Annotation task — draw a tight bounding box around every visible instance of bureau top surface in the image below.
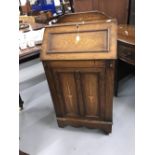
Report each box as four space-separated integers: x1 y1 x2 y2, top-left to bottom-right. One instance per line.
41 11 117 61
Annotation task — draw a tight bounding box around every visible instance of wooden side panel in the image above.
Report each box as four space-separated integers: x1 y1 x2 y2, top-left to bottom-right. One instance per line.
104 61 115 122
73 0 99 12
43 62 63 117
59 73 79 116
81 73 99 117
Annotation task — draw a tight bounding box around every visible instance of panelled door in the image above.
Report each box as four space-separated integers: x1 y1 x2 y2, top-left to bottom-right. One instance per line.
48 66 106 121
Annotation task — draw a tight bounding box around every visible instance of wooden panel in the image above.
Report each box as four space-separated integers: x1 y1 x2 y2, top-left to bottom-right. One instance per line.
118 41 135 65
98 0 129 24
57 11 110 23
73 0 100 12
92 0 99 10
118 25 135 45
49 64 106 120
44 62 64 116
104 61 115 122
59 73 79 116
117 25 135 65
73 0 129 24
74 0 94 12
48 30 109 53
100 0 129 24
42 60 114 134
81 73 99 117
41 14 117 60
128 0 135 25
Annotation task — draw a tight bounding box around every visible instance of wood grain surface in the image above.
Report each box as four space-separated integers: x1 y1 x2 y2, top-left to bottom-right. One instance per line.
41 11 116 134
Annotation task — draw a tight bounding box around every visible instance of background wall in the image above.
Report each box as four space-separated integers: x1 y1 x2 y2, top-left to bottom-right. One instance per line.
128 0 135 25
73 0 130 24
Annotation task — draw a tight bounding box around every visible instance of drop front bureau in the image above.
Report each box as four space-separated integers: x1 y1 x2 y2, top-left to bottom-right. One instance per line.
41 11 117 134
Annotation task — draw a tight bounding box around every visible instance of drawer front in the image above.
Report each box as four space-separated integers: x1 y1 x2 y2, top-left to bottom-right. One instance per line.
118 42 135 65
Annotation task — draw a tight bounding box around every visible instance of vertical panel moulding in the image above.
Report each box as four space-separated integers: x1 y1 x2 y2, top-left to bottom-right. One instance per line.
98 0 104 12
92 0 98 10
107 28 110 52
75 71 85 117
105 60 114 122
81 72 99 118
73 72 81 116
79 72 87 117
53 71 66 116
47 33 51 53
99 68 106 120
59 72 79 116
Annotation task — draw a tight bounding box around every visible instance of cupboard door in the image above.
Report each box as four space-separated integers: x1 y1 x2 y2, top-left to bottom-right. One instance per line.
53 70 80 117
80 70 105 120
81 73 99 117
51 67 106 120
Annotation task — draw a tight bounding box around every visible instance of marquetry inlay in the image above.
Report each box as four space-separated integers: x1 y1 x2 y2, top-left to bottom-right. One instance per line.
88 82 94 105
67 82 73 106
88 95 94 105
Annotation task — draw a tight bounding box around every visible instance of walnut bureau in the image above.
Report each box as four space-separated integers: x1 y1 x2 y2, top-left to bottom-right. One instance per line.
41 11 117 134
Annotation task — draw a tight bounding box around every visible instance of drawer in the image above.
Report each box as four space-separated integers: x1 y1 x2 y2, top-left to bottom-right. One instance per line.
118 42 135 65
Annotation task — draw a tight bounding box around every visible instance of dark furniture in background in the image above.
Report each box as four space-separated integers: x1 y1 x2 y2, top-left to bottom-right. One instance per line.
19 46 42 109
72 0 130 24
117 25 135 65
115 25 135 96
19 16 46 64
71 0 135 97
128 0 135 25
41 11 117 134
19 46 41 64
